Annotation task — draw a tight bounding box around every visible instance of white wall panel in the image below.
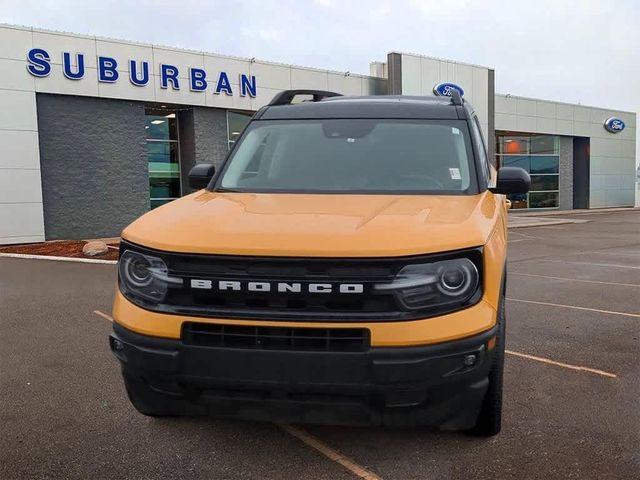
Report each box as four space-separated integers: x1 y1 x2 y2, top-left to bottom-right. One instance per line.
516 98 536 117
535 117 557 134
328 73 362 95
0 89 38 131
556 103 573 120
0 58 36 91
419 58 441 95
536 101 556 118
249 62 291 90
0 203 44 239
0 25 32 60
290 68 329 90
495 95 517 115
400 54 421 95
0 169 42 203
0 130 40 169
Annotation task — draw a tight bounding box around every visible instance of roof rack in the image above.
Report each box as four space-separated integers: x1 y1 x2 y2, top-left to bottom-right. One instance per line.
449 89 463 106
268 89 342 106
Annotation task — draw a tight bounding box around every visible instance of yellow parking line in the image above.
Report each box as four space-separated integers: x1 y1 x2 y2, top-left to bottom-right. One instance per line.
507 298 640 318
510 272 640 288
279 425 382 480
506 350 617 378
93 310 113 322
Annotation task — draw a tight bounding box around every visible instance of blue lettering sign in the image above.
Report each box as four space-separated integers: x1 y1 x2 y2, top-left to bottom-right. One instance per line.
215 71 233 95
189 68 207 92
129 60 149 87
160 64 180 90
240 74 257 97
433 82 465 97
26 48 51 77
25 49 258 98
98 56 119 83
62 52 85 80
604 117 625 134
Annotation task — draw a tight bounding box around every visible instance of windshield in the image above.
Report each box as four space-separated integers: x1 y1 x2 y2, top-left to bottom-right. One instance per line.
217 119 477 194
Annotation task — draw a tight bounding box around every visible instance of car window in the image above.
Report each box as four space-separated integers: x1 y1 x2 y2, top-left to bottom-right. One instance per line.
218 119 477 194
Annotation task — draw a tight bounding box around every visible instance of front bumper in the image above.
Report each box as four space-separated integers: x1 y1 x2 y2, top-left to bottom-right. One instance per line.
110 322 497 428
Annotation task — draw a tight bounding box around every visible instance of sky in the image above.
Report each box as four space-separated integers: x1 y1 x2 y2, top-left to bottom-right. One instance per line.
1 0 638 160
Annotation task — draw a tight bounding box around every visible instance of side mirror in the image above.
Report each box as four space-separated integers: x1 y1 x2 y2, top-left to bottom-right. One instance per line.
489 167 530 195
188 163 216 190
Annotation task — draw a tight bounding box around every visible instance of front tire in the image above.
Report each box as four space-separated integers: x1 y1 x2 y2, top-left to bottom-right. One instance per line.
470 289 505 437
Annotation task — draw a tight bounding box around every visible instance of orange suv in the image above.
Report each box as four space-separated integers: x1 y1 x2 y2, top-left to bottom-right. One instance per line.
110 89 530 435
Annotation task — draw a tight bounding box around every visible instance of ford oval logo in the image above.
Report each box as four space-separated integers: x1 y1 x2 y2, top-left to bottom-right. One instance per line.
604 117 625 133
433 82 464 97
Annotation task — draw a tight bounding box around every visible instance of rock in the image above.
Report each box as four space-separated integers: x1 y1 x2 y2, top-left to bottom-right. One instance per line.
82 240 109 256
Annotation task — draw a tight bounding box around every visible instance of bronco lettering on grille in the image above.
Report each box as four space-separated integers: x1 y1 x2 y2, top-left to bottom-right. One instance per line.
190 279 364 294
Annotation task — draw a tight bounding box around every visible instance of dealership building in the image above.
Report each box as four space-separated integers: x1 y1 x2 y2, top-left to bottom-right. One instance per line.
0 24 637 245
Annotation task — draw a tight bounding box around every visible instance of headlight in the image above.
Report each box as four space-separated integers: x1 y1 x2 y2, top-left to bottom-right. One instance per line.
119 250 182 303
374 258 479 310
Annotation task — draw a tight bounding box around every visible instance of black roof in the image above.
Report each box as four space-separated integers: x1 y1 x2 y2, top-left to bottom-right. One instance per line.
258 95 467 120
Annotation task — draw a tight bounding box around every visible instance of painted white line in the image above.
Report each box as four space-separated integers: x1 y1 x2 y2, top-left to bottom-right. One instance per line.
507 298 640 318
0 252 117 265
510 272 640 288
280 425 382 480
506 350 617 378
585 251 640 258
509 231 542 240
538 259 640 270
93 310 114 322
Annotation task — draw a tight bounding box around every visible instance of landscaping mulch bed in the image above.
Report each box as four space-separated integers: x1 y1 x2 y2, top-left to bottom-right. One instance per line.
0 240 120 260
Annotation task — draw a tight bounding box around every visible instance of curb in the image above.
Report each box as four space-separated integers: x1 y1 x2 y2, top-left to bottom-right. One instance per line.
0 252 117 265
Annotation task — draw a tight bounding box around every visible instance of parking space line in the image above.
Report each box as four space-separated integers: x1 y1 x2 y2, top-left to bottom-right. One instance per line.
538 259 640 270
93 310 113 322
506 350 617 378
510 272 640 288
507 298 640 318
279 424 382 480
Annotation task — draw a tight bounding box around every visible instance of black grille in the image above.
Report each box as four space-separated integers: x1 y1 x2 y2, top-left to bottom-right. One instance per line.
121 241 483 321
182 322 370 352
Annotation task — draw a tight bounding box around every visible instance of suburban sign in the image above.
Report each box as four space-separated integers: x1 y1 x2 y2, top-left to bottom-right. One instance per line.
25 48 258 97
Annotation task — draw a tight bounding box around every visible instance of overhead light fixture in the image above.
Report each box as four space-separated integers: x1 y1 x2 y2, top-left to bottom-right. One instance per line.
160 105 167 108
151 120 165 125
165 113 175 118
231 131 240 135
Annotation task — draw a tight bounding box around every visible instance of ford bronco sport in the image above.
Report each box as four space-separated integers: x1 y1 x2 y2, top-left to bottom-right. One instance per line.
110 89 530 436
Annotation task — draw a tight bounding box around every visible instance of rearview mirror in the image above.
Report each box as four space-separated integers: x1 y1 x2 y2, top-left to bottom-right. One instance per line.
489 167 530 195
188 163 216 190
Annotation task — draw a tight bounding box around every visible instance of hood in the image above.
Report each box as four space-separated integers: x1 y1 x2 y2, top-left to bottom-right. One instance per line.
122 191 500 257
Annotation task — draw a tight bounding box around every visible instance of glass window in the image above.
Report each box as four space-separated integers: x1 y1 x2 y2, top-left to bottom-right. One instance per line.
496 132 560 209
530 135 559 154
227 111 253 149
529 192 559 208
498 136 529 155
502 155 529 170
530 155 559 174
218 119 476 194
530 174 559 191
145 114 178 141
145 109 180 209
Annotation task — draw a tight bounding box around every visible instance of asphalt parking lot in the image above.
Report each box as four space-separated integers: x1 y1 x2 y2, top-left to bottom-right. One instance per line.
1 210 638 480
